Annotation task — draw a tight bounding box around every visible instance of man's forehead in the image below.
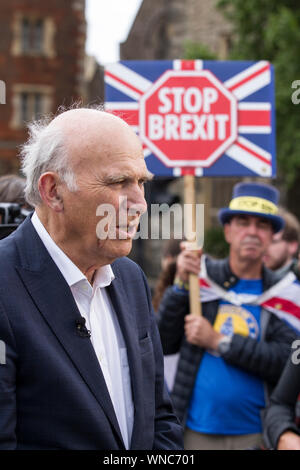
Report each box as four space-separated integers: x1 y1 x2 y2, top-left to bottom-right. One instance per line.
231 214 272 225
52 109 144 160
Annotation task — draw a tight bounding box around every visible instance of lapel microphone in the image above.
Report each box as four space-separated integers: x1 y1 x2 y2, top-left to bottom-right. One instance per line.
75 317 91 338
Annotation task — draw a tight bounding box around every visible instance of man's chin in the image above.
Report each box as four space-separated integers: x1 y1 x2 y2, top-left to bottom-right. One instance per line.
110 239 133 258
240 249 262 261
119 238 133 253
96 238 133 262
263 260 274 269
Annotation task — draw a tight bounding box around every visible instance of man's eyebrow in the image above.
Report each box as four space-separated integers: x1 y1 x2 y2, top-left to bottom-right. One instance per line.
105 170 154 184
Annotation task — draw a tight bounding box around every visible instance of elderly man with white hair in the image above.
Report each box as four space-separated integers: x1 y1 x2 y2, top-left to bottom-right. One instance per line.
0 107 183 450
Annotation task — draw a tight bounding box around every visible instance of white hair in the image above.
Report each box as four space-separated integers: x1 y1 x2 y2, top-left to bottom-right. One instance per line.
20 118 78 207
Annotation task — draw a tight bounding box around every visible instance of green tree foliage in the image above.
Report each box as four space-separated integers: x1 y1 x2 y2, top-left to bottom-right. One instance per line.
218 0 300 187
184 40 217 60
204 226 229 259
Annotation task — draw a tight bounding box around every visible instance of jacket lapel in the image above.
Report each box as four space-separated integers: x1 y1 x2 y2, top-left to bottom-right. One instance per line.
107 267 144 449
14 218 125 448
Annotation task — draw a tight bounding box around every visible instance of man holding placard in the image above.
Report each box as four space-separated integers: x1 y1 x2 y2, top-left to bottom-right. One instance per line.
158 182 298 450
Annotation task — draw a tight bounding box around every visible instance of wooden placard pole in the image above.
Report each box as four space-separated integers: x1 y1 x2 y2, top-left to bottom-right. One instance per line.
184 174 202 316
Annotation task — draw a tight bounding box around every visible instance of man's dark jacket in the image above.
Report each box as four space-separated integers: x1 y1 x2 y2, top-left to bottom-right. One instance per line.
0 216 183 450
157 256 297 424
263 351 300 448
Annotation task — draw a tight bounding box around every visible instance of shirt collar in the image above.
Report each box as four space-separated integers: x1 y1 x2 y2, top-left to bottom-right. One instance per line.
31 211 115 288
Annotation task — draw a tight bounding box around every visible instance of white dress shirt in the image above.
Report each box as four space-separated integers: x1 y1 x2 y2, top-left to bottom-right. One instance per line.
31 212 134 449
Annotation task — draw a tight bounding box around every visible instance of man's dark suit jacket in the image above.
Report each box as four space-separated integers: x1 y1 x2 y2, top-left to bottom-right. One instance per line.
0 217 183 450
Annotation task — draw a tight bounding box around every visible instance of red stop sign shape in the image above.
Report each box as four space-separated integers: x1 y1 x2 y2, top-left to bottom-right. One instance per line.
139 70 237 167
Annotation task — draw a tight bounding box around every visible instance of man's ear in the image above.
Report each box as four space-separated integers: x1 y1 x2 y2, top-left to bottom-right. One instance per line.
38 172 64 212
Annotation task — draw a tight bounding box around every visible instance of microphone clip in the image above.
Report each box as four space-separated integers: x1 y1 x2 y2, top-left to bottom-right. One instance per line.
75 318 91 338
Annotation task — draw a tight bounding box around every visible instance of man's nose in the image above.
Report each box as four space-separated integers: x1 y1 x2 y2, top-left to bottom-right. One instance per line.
128 186 148 216
247 222 259 235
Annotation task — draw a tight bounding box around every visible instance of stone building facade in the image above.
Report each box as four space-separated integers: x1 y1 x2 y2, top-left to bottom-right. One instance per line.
121 0 232 61
0 0 87 174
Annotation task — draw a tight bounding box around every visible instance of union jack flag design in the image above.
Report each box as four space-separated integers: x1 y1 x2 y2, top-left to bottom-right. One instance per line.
199 259 300 334
104 60 275 178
